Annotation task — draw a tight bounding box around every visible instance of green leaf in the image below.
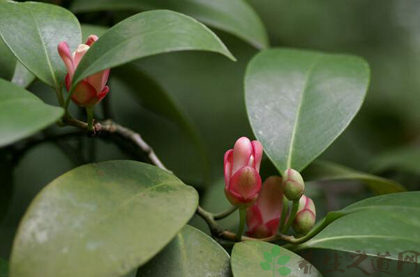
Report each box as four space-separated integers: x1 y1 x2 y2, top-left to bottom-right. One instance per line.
302 160 406 195
259 262 271 271
136 225 231 277
370 146 420 175
0 258 8 277
10 161 198 277
245 48 370 173
0 78 63 147
277 267 292 276
72 10 235 86
71 0 269 49
231 241 322 277
0 36 15 80
295 192 420 262
276 256 291 266
0 1 81 88
271 245 281 257
11 62 35 88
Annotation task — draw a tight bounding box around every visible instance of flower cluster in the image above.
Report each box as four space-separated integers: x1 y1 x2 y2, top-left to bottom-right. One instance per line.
224 137 316 238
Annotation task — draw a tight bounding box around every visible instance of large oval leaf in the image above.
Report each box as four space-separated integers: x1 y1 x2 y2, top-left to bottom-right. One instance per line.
0 36 15 80
302 160 406 195
71 0 268 49
10 161 198 277
72 10 235 86
0 2 81 88
137 225 231 276
295 192 420 262
0 78 63 147
245 48 370 173
231 241 321 277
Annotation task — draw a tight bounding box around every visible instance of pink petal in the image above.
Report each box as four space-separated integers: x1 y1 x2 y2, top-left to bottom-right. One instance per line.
224 188 244 206
85 35 98 46
229 166 261 202
57 42 74 79
224 150 233 189
264 218 280 236
257 176 283 223
251 140 263 171
73 44 90 68
97 86 109 102
232 137 252 174
87 69 110 92
65 73 71 92
71 80 98 107
246 205 263 231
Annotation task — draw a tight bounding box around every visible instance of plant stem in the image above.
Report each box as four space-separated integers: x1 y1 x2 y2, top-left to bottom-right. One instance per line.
236 208 246 241
282 199 300 234
55 87 64 107
86 108 94 131
213 206 238 220
278 196 289 234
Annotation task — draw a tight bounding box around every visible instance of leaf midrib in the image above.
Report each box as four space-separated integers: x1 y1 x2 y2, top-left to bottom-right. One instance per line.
28 5 59 89
286 54 323 169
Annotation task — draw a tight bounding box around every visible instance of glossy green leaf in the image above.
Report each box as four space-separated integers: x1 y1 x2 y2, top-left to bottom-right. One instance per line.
10 161 198 277
71 0 268 49
370 146 420 175
137 225 231 277
11 63 35 88
0 2 81 88
302 160 406 195
0 78 63 147
245 48 370 173
231 241 321 277
0 37 15 80
0 258 8 277
295 192 420 262
72 10 235 86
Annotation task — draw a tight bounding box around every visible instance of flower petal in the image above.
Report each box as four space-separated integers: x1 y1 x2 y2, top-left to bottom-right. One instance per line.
257 176 283 223
232 137 252 174
229 166 261 201
251 140 263 171
87 69 110 92
71 80 98 107
73 44 90 68
85 34 98 46
57 41 74 79
224 150 233 188
246 205 263 231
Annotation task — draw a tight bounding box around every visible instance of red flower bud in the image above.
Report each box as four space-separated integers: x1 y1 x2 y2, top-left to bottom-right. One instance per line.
224 137 263 207
57 35 110 108
246 176 284 238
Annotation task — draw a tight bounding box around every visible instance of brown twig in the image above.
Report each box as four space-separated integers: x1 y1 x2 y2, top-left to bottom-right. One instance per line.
62 117 302 244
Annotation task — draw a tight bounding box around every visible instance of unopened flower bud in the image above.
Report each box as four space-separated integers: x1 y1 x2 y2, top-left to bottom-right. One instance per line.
282 168 305 200
293 195 316 235
58 35 110 108
224 137 263 207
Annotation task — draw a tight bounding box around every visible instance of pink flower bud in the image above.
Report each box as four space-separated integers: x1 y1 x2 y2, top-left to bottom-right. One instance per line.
246 176 284 238
57 35 110 108
293 195 316 235
224 137 263 207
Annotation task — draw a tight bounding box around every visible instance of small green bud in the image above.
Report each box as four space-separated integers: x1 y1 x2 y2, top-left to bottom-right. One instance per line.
293 195 316 235
282 168 305 200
